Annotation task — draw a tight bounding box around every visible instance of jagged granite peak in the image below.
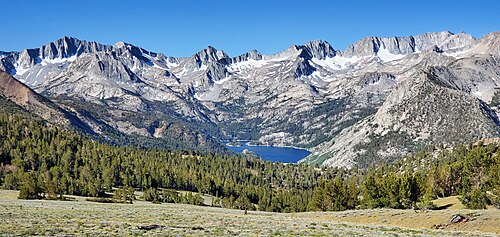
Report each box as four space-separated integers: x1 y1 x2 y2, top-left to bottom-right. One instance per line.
264 44 303 61
110 41 161 71
114 41 128 48
341 35 414 57
263 40 336 61
42 51 144 94
474 32 500 55
39 36 111 60
413 31 476 51
340 31 476 58
303 40 336 60
17 48 41 69
192 46 229 67
0 36 113 77
113 41 157 59
285 41 336 77
259 42 328 62
231 50 263 63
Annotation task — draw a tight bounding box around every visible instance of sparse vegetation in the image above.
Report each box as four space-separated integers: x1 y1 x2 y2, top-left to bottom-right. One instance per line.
1 190 498 236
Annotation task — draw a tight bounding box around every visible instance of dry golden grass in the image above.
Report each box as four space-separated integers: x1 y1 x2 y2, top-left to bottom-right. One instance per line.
0 190 498 236
312 208 500 235
308 195 499 235
432 195 466 210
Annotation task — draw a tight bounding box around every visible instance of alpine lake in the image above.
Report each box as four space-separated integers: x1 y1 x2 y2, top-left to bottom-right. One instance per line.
225 142 311 163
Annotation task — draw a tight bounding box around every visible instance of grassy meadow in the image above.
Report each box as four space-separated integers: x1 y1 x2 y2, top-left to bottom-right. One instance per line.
0 190 499 236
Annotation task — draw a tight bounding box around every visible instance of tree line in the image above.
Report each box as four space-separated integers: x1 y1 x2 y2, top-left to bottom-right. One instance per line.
0 114 499 212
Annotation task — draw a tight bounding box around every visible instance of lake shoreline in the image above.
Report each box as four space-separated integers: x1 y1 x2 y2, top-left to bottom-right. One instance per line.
224 142 311 163
224 141 310 152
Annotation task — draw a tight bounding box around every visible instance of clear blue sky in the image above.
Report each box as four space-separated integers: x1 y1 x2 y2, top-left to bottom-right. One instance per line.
2 0 499 57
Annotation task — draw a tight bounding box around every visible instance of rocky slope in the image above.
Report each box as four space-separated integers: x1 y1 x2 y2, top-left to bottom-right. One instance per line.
0 70 94 131
305 68 500 167
1 31 499 167
0 68 226 154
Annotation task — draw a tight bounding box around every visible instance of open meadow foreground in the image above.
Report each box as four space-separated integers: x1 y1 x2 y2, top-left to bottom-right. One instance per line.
0 190 498 237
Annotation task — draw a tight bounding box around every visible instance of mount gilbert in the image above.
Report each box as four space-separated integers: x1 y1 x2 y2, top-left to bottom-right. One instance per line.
1 31 499 167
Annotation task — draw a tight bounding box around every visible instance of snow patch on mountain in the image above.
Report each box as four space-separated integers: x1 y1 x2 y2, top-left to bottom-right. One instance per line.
214 75 232 85
300 71 329 86
166 61 179 68
194 64 208 71
152 64 168 70
443 48 473 58
227 59 267 73
311 56 363 70
376 48 405 62
194 85 224 101
40 55 78 66
14 64 30 76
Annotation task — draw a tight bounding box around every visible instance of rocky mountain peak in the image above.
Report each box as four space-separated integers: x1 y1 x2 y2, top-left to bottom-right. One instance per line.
231 50 263 63
475 31 500 55
114 41 128 48
303 40 336 60
192 46 229 67
481 31 500 40
17 49 40 68
267 45 303 60
339 31 477 58
340 35 416 57
413 31 476 52
39 36 110 60
261 40 335 62
373 68 500 138
112 41 158 64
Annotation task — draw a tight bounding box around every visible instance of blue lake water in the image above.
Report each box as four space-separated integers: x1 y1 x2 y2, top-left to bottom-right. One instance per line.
226 144 311 163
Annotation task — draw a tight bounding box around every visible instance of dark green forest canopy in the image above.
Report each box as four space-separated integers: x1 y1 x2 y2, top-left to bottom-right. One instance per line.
1 114 499 212
0 114 333 212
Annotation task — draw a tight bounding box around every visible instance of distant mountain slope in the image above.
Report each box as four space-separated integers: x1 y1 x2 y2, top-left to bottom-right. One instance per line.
0 70 94 131
0 70 228 154
304 68 500 167
1 31 499 167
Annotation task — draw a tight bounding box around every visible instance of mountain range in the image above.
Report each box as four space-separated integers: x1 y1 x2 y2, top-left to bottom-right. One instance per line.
1 31 499 167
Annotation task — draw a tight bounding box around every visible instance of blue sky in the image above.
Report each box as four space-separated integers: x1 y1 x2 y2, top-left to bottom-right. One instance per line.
2 0 499 57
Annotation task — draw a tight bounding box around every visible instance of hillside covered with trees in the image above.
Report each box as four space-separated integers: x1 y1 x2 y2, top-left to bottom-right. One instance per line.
0 114 499 212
